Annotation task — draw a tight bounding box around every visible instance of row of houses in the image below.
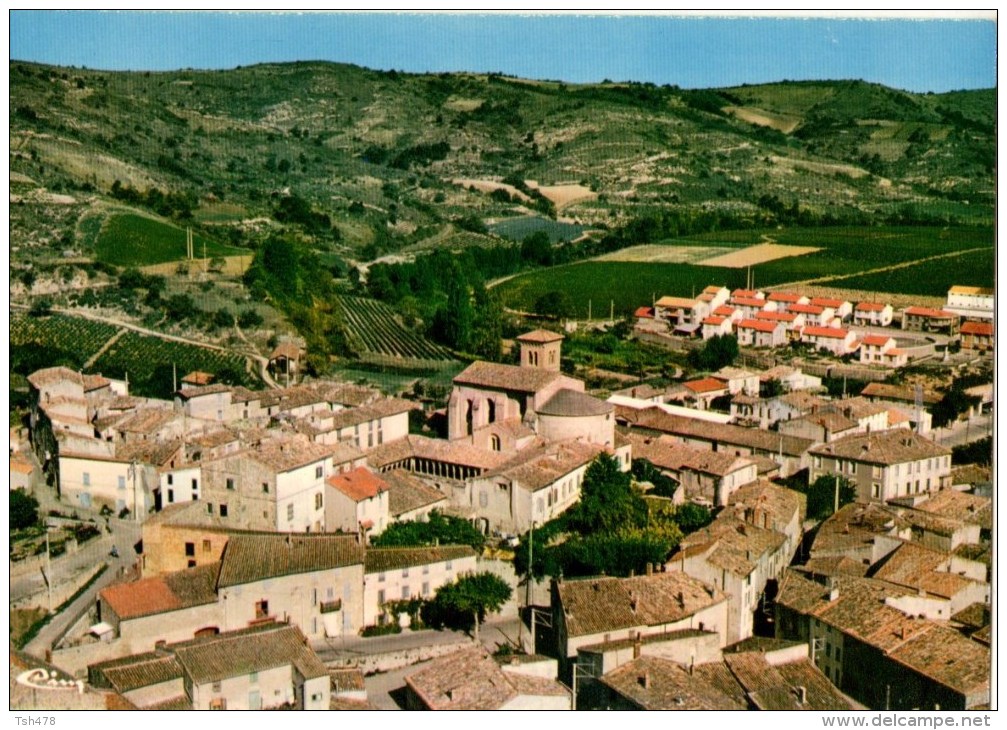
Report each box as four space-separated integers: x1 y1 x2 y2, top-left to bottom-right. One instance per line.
638 285 994 359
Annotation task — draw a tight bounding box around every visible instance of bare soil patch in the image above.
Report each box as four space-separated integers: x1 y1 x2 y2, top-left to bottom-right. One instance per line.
453 179 532 202
140 254 253 277
526 182 598 209
770 155 871 180
724 106 802 134
697 242 821 269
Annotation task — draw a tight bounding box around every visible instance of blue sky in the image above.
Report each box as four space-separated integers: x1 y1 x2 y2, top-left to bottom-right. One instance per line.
9 12 996 93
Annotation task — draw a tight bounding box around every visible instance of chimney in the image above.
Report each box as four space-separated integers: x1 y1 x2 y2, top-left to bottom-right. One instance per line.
633 633 642 659
638 672 651 689
900 626 907 641
646 562 653 576
796 686 807 705
829 587 840 602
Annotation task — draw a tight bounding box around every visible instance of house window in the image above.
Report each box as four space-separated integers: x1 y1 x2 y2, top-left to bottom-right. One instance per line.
401 585 410 599
315 466 323 479
167 489 174 503
422 564 430 575
220 504 228 517
226 478 235 490
185 542 195 557
422 582 430 597
203 539 212 553
255 600 269 618
82 472 91 487
813 456 822 468
207 503 214 515
187 559 196 569
262 482 269 494
849 463 857 475
872 484 881 499
249 671 258 684
192 493 198 501
315 492 323 510
446 560 453 570
192 478 198 490
479 492 488 508
378 572 386 582
287 504 294 521
402 568 409 578
212 682 222 693
377 589 385 605
872 465 882 479
118 476 126 490
167 474 174 486
490 434 501 452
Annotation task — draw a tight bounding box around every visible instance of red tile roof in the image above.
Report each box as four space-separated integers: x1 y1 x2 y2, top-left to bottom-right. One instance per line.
904 306 956 319
731 297 766 308
961 321 993 336
860 335 893 347
702 316 726 326
810 297 845 308
327 467 388 502
803 326 849 339
731 289 761 298
789 303 826 315
516 329 565 343
755 311 797 323
713 305 736 316
737 318 780 333
855 302 888 311
634 306 655 319
684 377 728 394
767 292 804 302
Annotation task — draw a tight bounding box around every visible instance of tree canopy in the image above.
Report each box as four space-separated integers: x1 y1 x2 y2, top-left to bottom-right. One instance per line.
10 489 39 531
370 510 485 551
688 334 739 371
420 571 512 641
803 474 857 520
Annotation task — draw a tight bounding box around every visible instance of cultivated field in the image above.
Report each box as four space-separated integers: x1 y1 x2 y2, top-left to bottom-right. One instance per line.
488 216 588 243
594 244 729 264
495 225 994 317
723 106 802 134
335 296 457 368
452 179 532 202
11 314 118 368
94 213 245 267
696 242 821 268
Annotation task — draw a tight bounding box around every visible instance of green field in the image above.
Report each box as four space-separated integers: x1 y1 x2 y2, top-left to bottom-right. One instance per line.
496 225 994 317
94 213 244 266
826 248 995 296
335 296 457 367
10 313 255 398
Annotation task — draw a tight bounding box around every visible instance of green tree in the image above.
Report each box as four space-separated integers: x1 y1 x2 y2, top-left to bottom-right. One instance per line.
805 474 857 520
688 334 738 371
469 285 503 361
520 231 553 266
567 453 646 535
430 262 473 351
534 290 574 320
10 489 39 531
421 572 512 642
371 511 485 551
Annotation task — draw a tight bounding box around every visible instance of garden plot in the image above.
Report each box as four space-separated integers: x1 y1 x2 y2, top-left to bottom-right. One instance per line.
696 242 821 269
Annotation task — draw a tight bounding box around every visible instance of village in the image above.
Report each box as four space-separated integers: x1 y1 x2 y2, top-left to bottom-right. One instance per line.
10 280 993 712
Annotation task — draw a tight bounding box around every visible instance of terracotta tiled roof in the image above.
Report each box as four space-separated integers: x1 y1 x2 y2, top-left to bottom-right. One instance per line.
870 541 975 599
383 469 448 517
453 361 564 393
915 489 991 530
731 296 767 308
405 647 569 710
537 388 612 417
556 572 726 638
99 563 219 620
810 297 845 308
731 289 762 299
802 326 848 339
702 315 726 326
181 371 214 386
713 305 736 316
364 545 475 574
675 516 785 577
634 306 655 319
861 334 894 347
724 652 855 710
600 655 746 710
855 302 888 312
485 440 603 492
755 310 797 322
859 382 941 405
327 467 388 502
790 303 827 315
269 341 303 360
82 373 111 392
217 534 363 588
767 291 804 303
246 438 333 473
367 434 513 472
960 321 993 336
737 318 779 333
655 295 699 309
808 430 950 465
516 329 564 343
90 654 183 693
9 457 34 475
683 377 727 394
170 623 327 684
27 366 83 389
175 384 232 400
626 432 753 477
904 306 956 319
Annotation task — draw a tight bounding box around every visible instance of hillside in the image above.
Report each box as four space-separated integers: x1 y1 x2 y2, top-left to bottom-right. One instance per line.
8 61 995 385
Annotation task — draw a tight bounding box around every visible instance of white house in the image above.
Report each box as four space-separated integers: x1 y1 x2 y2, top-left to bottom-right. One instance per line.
810 297 853 321
736 319 786 348
853 301 894 327
858 334 908 368
325 467 390 538
362 545 477 626
701 315 733 340
800 326 857 356
946 286 994 320
766 291 809 311
790 303 837 328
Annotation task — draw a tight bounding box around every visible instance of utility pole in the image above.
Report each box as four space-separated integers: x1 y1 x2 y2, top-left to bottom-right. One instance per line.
526 520 534 652
44 526 53 613
834 474 840 515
